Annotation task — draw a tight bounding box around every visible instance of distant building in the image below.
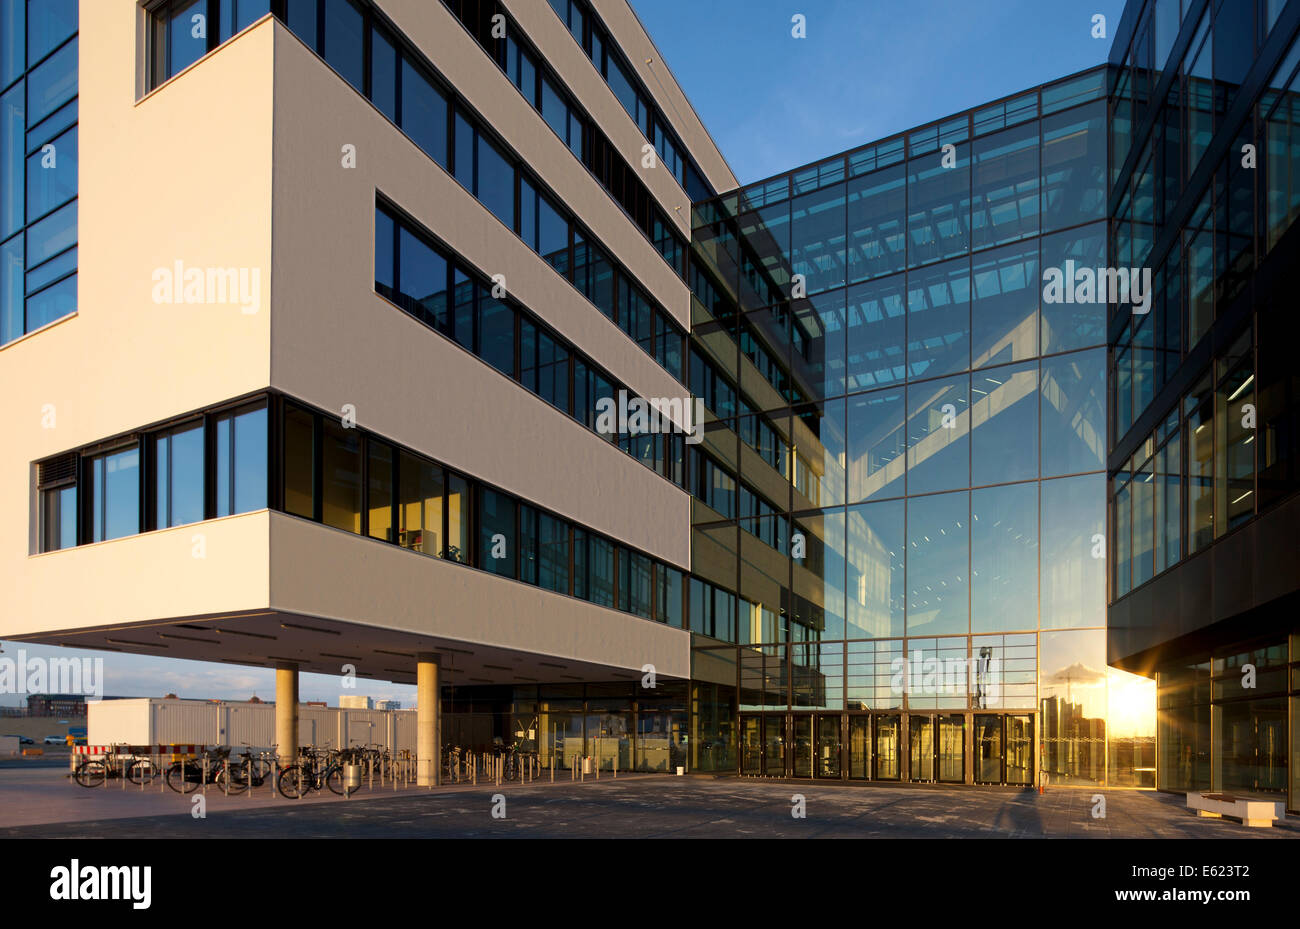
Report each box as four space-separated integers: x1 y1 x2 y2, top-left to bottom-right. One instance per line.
340 695 373 710
26 694 86 717
376 700 401 711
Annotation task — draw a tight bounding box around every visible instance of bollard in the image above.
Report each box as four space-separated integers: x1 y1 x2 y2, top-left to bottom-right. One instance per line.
614 751 618 779
551 753 554 783
271 757 278 799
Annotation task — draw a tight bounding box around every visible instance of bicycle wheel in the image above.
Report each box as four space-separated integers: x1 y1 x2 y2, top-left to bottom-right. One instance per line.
73 759 107 788
325 766 345 796
217 764 249 794
166 762 199 794
277 765 306 799
126 759 157 785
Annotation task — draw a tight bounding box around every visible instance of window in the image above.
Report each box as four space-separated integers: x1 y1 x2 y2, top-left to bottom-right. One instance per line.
367 440 393 542
1 0 24 88
575 529 615 607
214 403 267 515
27 37 75 126
283 405 315 519
151 1 206 86
322 0 364 93
971 482 1037 632
847 387 905 501
87 446 140 543
906 374 969 494
401 59 448 167
619 548 652 618
906 491 969 636
478 292 514 377
154 421 205 528
321 419 361 533
25 126 75 222
971 360 1038 486
40 484 76 552
397 223 447 329
478 488 516 578
475 131 514 230
445 472 470 562
398 451 442 556
907 257 971 379
370 26 397 122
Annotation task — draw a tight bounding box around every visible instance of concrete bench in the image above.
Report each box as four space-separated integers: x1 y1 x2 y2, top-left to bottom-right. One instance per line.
1186 791 1284 827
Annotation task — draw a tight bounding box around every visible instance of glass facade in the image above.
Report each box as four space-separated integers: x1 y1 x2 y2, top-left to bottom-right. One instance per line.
0 0 77 346
1108 0 1300 812
686 65 1156 786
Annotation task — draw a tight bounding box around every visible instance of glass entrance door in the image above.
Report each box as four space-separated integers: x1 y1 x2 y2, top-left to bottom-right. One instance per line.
909 715 934 782
975 714 1003 784
791 715 812 777
938 714 965 783
816 715 842 779
763 714 786 777
874 715 900 780
741 716 762 776
848 716 870 780
1006 715 1033 785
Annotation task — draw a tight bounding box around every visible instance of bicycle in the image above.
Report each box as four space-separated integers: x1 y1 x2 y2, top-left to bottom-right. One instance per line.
278 746 359 798
212 744 273 794
165 747 231 794
72 751 157 788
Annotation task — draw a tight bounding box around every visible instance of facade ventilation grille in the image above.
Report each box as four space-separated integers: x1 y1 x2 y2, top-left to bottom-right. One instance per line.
38 453 77 488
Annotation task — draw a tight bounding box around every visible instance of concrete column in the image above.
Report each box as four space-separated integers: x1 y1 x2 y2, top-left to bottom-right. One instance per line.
275 662 299 765
417 653 441 786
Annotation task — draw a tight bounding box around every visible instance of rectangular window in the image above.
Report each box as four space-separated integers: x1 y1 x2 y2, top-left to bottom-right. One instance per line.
321 419 361 533
88 446 140 543
1 83 23 241
370 26 397 122
575 529 615 607
283 405 315 519
25 125 75 222
1 0 24 88
154 421 205 528
153 3 204 85
619 548 652 618
397 224 447 329
478 292 515 377
40 484 76 552
478 487 516 578
446 472 470 563
476 132 515 229
367 440 393 542
322 0 364 93
398 451 442 556
401 60 447 167
214 403 267 516
655 563 683 626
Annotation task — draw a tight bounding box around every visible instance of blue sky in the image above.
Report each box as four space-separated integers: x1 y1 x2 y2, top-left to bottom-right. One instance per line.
3 1 1127 711
630 0 1125 186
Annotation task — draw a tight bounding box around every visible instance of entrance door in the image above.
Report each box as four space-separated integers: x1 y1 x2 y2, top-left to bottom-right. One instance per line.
815 714 842 779
791 715 813 778
938 714 965 783
975 715 1003 784
909 715 934 782
1005 715 1033 785
874 715 900 780
847 716 870 780
763 714 786 777
741 716 762 776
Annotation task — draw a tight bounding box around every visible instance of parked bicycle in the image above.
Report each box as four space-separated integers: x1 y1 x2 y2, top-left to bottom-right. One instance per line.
277 746 361 798
72 751 156 788
165 747 233 794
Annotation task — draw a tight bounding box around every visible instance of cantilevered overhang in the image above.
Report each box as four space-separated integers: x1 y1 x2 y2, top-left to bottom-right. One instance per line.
7 510 691 683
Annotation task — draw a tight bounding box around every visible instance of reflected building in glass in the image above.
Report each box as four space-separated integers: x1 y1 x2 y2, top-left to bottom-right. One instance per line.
684 64 1161 788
